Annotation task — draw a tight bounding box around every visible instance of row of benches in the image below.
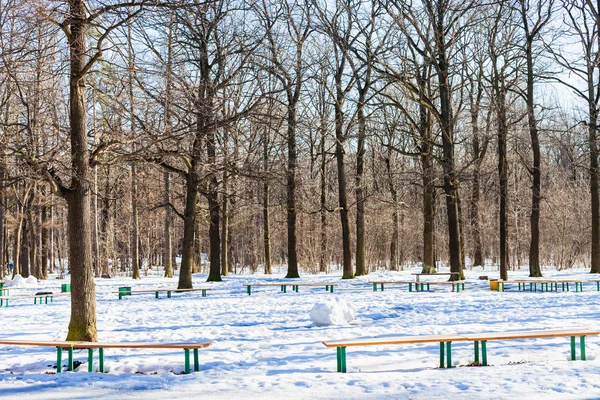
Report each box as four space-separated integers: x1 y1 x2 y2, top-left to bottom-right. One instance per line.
1 328 595 375
492 279 600 292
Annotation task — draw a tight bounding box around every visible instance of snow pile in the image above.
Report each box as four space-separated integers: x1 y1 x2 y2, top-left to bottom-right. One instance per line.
309 298 356 326
4 274 37 288
26 276 38 286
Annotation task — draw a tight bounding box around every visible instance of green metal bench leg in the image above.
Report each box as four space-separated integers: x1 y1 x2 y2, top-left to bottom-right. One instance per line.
597 282 600 291
330 285 334 293
68 347 74 371
45 296 48 304
56 347 62 373
202 289 207 297
99 348 105 373
119 293 123 300
581 336 586 361
282 285 287 293
194 348 200 372
247 286 251 295
567 282 570 291
155 291 159 299
168 291 172 298
336 346 347 373
426 283 430 291
571 336 576 360
439 342 444 368
474 341 479 363
372 283 377 292
482 341 487 366
381 283 384 291
295 285 299 292
184 349 191 374
88 348 94 372
446 342 452 368
409 283 412 292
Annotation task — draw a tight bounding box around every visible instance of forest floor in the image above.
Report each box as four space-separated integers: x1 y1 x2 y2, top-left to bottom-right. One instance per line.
0 266 599 399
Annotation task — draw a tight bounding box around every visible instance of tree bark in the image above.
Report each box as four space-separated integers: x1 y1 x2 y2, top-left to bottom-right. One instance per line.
355 96 367 276
64 0 97 341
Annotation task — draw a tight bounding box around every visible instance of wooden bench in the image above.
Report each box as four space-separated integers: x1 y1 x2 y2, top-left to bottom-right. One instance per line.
0 339 212 374
322 328 598 373
411 272 460 282
243 283 338 295
463 329 598 365
371 281 465 292
0 293 70 307
513 279 583 292
323 334 468 372
114 287 211 300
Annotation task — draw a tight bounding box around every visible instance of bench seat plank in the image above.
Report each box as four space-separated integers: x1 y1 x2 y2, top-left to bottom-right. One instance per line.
464 329 599 341
323 334 467 348
76 342 211 349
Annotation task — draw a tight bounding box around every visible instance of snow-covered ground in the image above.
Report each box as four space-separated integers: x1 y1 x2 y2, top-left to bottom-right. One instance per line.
1 267 600 399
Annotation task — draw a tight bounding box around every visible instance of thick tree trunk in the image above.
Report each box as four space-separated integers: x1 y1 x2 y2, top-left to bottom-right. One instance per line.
335 102 353 279
206 124 222 282
419 66 436 274
436 31 464 279
65 1 97 339
20 218 29 278
355 99 367 276
163 172 173 278
221 170 229 277
386 146 399 271
589 97 600 273
525 38 543 277
263 134 272 274
130 163 140 279
285 102 300 278
470 133 484 267
178 172 197 289
319 111 327 273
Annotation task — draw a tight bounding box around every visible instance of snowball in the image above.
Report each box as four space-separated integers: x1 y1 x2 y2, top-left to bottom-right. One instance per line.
309 298 356 327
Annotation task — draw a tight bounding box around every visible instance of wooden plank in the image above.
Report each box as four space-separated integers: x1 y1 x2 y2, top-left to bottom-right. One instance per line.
0 339 212 350
0 340 82 347
463 329 599 341
0 293 70 300
74 342 212 349
112 288 211 294
322 334 467 348
369 281 414 285
411 273 458 276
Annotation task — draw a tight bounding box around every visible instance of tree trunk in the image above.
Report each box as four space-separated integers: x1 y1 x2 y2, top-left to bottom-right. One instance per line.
263 132 272 274
163 172 173 278
387 146 399 271
178 172 197 288
419 66 436 274
525 37 542 277
335 100 353 279
285 102 300 278
355 98 367 276
65 0 97 341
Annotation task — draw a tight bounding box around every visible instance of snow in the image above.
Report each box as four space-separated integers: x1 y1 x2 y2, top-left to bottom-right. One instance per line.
1 267 600 399
310 298 356 326
3 274 39 288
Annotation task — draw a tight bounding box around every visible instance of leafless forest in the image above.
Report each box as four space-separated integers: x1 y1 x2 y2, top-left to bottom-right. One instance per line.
0 0 598 339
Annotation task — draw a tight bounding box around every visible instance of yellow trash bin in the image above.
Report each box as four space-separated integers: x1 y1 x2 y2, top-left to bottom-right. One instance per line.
489 279 499 291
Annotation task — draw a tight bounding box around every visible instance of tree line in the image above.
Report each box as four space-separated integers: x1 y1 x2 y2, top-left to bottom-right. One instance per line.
0 0 598 340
